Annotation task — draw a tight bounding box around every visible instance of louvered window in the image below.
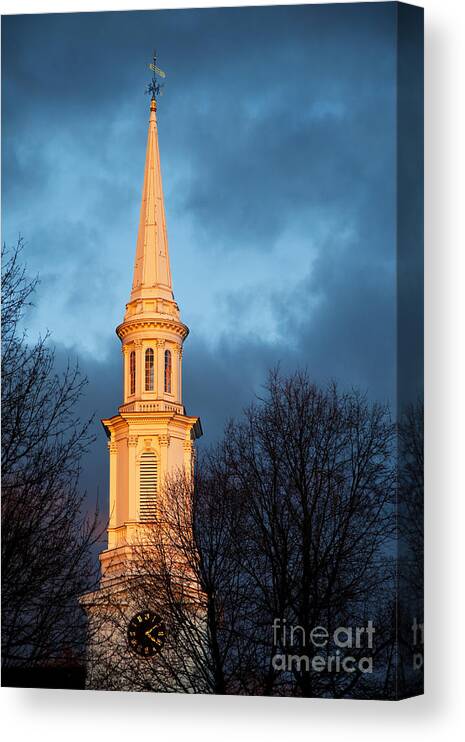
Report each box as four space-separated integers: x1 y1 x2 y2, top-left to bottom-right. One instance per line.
139 452 158 521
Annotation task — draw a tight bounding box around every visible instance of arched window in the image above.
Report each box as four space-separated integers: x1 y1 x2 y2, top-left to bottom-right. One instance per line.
129 351 136 396
139 452 158 521
145 348 154 391
164 349 172 394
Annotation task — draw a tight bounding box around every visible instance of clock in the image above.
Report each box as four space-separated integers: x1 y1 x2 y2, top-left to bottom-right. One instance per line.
127 610 166 657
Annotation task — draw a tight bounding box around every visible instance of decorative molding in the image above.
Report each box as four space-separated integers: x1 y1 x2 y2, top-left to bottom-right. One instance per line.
116 318 189 341
119 401 183 414
159 434 170 447
122 416 179 425
128 435 138 447
108 441 118 454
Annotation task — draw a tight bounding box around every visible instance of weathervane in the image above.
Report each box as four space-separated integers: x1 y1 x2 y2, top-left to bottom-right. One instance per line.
146 49 166 101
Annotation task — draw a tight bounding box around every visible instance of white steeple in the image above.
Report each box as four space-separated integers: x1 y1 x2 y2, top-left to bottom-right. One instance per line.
131 98 173 302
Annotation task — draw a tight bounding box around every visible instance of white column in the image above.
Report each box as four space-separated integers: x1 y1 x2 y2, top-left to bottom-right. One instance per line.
172 345 180 403
128 435 138 522
178 346 183 405
134 339 142 399
159 434 170 493
183 439 193 479
122 346 129 403
107 440 118 548
156 339 165 398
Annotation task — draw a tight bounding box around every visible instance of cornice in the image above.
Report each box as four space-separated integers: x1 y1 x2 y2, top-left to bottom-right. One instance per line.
104 409 199 427
116 317 189 341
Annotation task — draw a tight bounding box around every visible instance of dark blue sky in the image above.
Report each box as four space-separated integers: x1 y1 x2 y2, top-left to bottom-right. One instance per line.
2 3 400 510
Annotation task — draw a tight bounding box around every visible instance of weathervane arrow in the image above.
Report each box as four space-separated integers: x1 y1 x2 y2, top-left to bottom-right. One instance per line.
149 63 166 78
146 49 166 101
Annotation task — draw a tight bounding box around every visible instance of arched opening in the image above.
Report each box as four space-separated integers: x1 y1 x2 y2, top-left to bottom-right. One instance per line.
145 347 154 391
164 349 172 394
139 452 158 521
129 350 136 396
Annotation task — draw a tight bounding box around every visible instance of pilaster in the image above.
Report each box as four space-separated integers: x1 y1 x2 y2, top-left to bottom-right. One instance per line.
183 438 194 479
122 345 130 403
159 433 170 490
128 434 138 522
134 339 143 399
156 338 165 398
108 439 118 531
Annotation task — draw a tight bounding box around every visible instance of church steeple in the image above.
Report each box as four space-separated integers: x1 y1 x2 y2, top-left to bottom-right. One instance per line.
116 94 189 410
131 98 173 303
97 79 201 574
80 60 203 689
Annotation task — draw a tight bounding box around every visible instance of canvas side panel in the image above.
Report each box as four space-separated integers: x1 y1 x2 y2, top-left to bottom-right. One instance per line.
396 1 424 700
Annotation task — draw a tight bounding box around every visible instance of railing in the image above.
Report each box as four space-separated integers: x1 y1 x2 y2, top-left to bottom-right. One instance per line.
119 401 184 414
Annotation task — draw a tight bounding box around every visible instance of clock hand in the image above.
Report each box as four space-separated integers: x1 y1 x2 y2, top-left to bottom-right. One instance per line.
146 634 162 645
145 626 161 643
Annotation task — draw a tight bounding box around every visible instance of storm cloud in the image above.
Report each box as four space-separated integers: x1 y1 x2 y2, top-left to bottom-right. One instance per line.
2 3 405 518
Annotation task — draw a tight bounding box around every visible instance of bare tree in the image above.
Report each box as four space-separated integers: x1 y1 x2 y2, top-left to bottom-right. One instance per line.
1 239 101 677
88 369 397 698
398 399 424 596
222 370 396 698
395 398 424 697
88 459 251 694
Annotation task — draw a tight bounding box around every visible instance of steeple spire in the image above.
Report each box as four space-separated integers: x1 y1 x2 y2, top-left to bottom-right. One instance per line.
80 61 202 680
131 97 173 302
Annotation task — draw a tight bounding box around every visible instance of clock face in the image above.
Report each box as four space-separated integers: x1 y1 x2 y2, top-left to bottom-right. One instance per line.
127 610 166 657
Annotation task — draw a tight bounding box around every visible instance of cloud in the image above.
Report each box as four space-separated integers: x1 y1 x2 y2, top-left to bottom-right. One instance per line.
2 3 416 519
